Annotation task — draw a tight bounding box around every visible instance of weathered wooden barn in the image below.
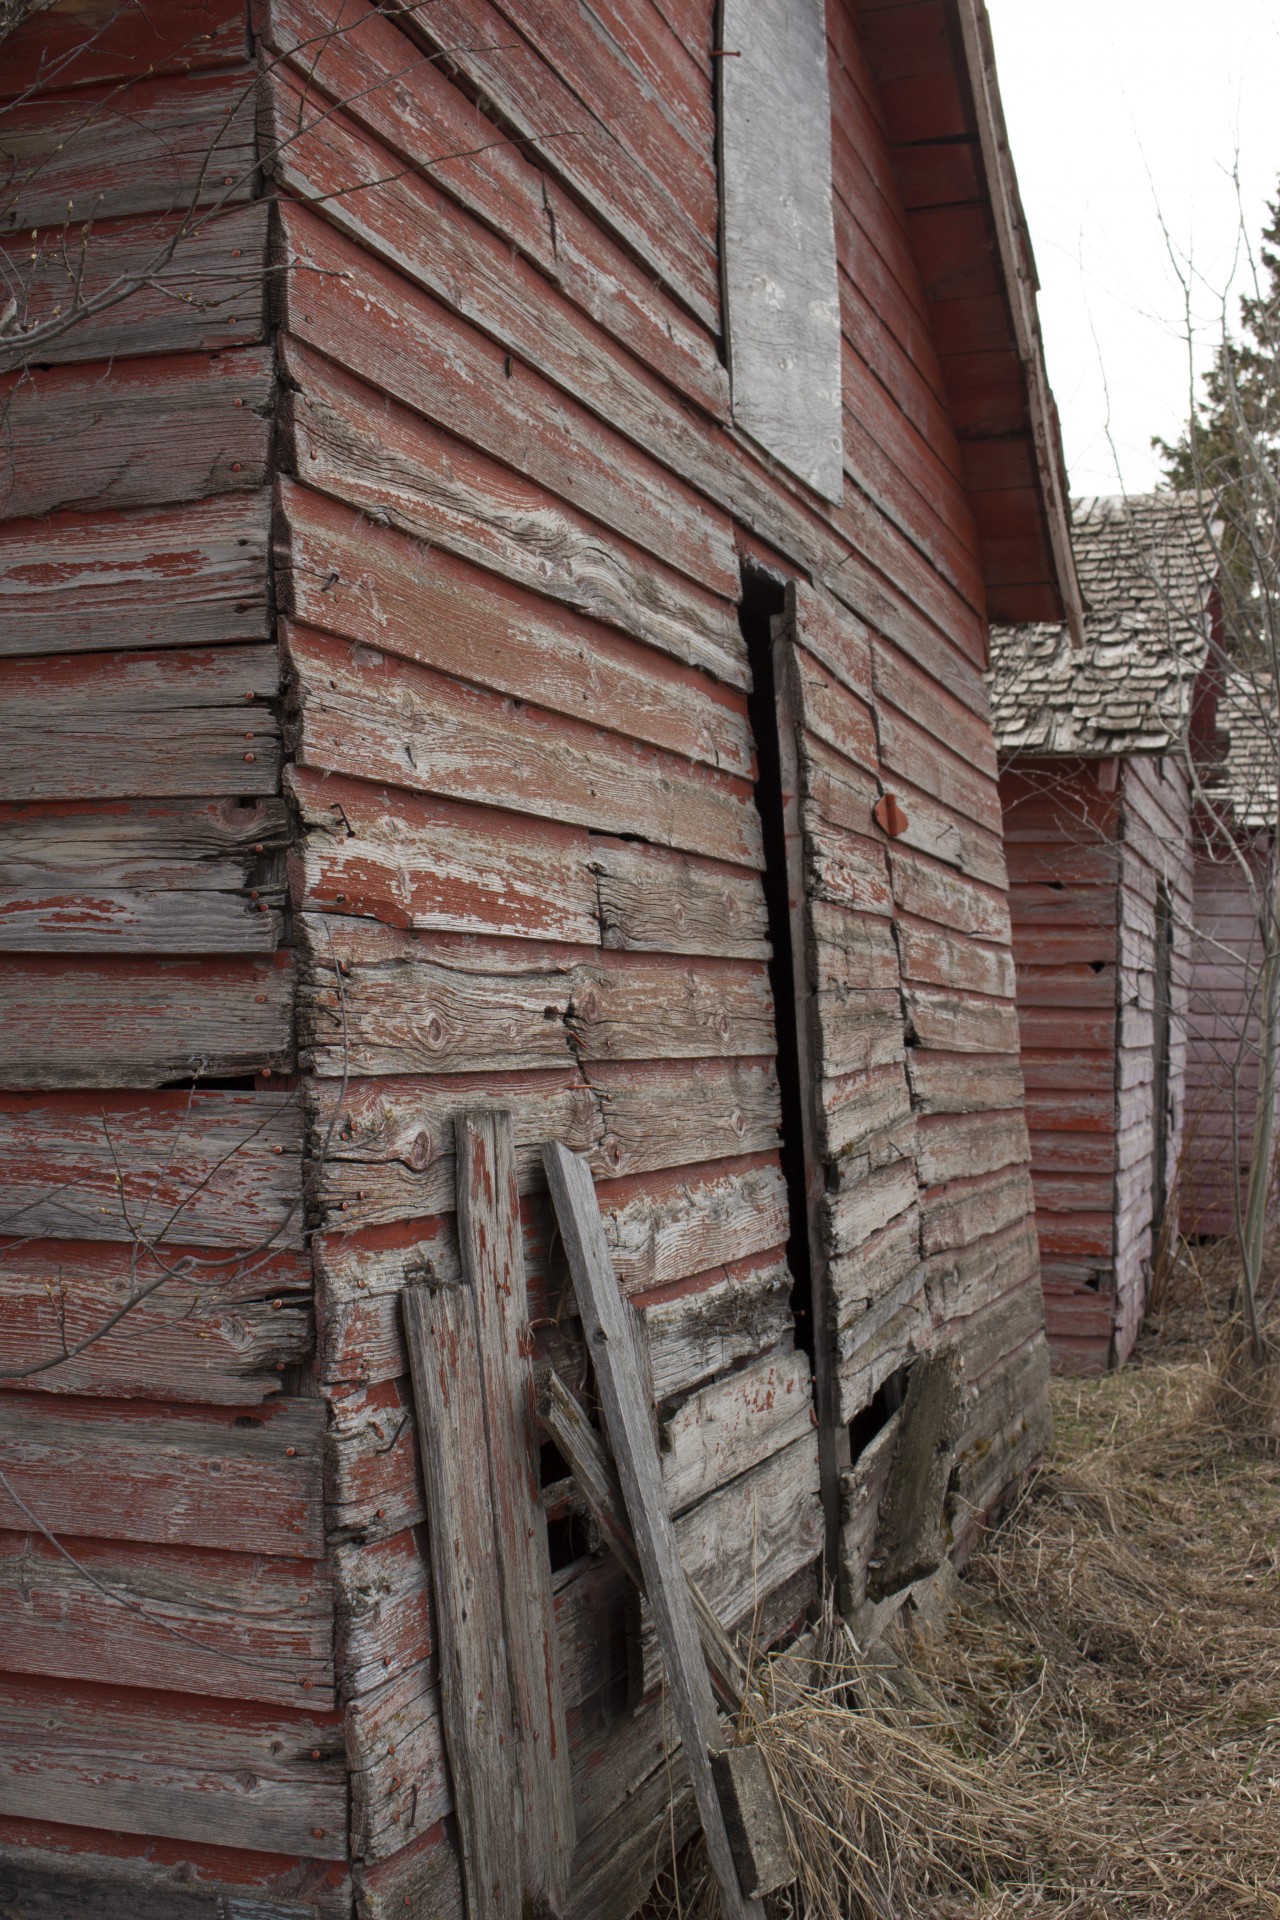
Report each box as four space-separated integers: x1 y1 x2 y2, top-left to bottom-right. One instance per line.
989 494 1217 1371
1182 672 1279 1239
0 0 1078 1912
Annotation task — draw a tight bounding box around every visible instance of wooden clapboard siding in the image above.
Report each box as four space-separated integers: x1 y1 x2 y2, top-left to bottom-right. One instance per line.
999 758 1122 1367
1000 752 1196 1371
0 0 1067 1906
0 29 331 1908
1181 839 1275 1235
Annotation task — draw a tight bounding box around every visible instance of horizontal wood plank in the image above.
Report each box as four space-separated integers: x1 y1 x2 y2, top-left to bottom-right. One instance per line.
0 1392 326 1555
286 622 762 869
0 1242 310 1402
0 953 293 1087
0 202 268 374
0 347 272 522
0 491 270 657
0 1089 303 1248
0 1529 333 1707
0 1674 346 1857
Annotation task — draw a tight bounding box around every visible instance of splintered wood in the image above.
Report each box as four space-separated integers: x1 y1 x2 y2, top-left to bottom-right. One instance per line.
402 1110 572 1920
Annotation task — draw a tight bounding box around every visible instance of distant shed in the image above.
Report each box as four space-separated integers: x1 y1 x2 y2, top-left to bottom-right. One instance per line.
1182 673 1279 1238
990 495 1218 1369
0 1 1077 1913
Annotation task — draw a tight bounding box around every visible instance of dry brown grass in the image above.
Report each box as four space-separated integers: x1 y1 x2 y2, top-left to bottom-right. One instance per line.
655 1250 1280 1919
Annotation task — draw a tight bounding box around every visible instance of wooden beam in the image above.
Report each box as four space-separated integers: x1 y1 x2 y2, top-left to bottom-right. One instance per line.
542 1140 764 1920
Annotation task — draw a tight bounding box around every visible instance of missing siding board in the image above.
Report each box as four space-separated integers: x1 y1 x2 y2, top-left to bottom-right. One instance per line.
718 0 843 500
741 576 811 1356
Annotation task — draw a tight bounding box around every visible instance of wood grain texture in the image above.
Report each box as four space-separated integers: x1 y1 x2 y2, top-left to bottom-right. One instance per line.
720 0 842 497
0 490 270 656
262 0 726 415
0 1529 333 1707
401 1279 521 1918
0 71 257 230
454 1111 574 1905
0 202 268 374
0 643 281 801
0 1242 310 1402
0 347 272 522
0 1392 326 1556
278 479 750 775
542 1140 763 1920
659 1350 814 1515
0 1088 303 1248
0 1 249 95
0 953 293 1087
277 331 738 680
285 622 761 869
0 1674 346 1858
289 768 598 945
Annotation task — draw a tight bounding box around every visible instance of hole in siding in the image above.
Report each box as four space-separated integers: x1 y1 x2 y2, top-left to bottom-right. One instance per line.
739 567 815 1371
159 1072 262 1091
1089 960 1107 973
847 1362 911 1464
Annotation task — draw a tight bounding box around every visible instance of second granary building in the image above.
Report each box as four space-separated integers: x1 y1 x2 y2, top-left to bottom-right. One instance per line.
989 493 1218 1370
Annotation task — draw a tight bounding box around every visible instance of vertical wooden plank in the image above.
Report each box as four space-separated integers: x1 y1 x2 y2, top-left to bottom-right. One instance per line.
542 1141 763 1920
402 1281 521 1920
454 1111 573 1909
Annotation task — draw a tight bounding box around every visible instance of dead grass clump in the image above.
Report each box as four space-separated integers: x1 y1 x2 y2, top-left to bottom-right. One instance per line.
653 1254 1280 1919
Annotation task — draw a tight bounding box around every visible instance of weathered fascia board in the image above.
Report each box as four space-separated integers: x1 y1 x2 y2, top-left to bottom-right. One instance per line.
953 0 1083 640
0 1242 311 1402
0 1088 304 1249
0 201 269 376
0 1673 347 1859
0 346 273 523
0 1392 326 1556
719 0 843 500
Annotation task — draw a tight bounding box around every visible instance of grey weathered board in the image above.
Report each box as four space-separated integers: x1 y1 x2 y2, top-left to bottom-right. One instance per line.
719 0 842 499
542 1141 764 1920
401 1279 520 1919
401 1110 572 1918
454 1111 573 1907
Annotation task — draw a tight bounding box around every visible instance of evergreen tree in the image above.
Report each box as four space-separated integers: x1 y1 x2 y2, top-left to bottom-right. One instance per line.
1156 188 1280 663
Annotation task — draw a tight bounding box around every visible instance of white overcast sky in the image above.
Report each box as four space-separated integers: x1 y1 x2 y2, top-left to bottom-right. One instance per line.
984 0 1280 497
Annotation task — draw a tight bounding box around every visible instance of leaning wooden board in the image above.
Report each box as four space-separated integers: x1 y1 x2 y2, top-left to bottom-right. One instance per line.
543 1139 765 1920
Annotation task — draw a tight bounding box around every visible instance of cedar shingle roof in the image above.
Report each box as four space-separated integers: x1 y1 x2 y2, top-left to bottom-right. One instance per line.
1205 672 1277 832
988 493 1217 757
